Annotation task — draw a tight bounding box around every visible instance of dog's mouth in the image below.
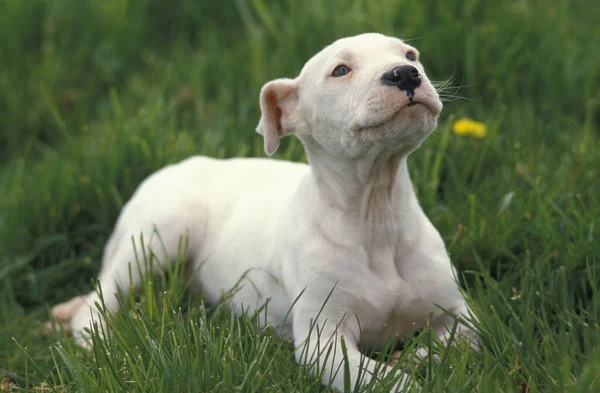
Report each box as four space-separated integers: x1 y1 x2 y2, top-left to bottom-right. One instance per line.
351 89 442 132
399 95 439 115
400 100 425 111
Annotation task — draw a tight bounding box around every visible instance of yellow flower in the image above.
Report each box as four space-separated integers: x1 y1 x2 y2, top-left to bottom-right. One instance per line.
452 118 487 138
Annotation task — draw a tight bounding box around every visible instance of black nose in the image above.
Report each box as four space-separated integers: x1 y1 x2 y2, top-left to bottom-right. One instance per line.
381 65 421 91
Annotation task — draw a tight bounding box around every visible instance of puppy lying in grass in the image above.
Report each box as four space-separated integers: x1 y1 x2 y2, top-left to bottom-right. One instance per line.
48 33 478 392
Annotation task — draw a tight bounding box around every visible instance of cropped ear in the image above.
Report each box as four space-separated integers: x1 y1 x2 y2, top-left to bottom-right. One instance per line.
256 78 298 156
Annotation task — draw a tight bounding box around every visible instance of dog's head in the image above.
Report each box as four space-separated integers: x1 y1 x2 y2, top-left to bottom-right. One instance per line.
257 33 442 158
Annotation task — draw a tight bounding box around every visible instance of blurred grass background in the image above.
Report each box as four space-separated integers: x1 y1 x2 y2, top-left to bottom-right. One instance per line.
0 0 599 392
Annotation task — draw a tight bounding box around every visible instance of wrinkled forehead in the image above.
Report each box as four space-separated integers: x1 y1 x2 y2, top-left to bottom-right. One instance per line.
299 33 415 76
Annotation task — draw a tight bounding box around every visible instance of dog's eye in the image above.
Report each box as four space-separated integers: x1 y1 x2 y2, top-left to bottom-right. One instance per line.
406 51 417 61
332 65 351 77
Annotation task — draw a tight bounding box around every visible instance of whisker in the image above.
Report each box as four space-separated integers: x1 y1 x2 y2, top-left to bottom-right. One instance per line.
431 70 477 104
403 35 429 43
439 95 474 101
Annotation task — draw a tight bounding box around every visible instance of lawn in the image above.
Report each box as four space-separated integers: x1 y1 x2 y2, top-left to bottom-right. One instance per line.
1 0 599 392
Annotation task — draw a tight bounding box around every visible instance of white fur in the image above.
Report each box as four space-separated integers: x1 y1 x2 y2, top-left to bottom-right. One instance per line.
49 33 478 392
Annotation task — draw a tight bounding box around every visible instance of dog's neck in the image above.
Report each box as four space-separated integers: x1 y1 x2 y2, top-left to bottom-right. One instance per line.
305 144 420 258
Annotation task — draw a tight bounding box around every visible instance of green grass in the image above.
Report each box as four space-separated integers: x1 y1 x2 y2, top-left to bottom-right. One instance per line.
1 0 599 391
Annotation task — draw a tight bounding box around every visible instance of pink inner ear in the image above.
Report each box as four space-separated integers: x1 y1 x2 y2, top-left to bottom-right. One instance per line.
275 106 283 133
258 78 298 155
263 87 281 132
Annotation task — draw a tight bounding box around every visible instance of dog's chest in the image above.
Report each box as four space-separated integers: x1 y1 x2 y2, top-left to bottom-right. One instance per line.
355 272 436 349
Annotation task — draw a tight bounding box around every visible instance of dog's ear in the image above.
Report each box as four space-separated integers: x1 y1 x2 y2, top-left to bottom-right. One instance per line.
256 78 298 156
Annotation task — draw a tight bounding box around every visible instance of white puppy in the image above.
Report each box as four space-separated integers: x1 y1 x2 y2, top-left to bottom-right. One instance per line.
49 33 477 392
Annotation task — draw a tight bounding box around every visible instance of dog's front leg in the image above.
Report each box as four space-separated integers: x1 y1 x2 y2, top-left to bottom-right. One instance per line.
292 307 418 392
416 301 480 362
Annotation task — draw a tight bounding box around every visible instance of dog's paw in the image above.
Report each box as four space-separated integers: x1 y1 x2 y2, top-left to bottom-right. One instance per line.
43 296 88 336
414 347 442 366
389 349 419 368
50 296 86 321
69 304 106 350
